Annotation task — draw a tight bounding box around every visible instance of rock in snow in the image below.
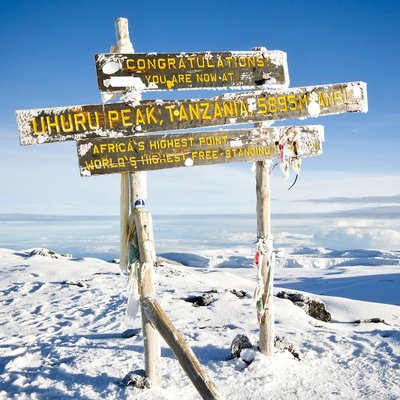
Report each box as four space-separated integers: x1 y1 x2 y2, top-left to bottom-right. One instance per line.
121 369 150 388
121 328 140 338
229 334 253 359
240 347 257 365
29 248 71 259
274 336 301 360
276 290 332 322
230 289 247 299
182 293 216 307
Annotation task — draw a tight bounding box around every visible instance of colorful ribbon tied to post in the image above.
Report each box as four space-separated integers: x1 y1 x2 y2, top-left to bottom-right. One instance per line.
253 235 274 323
270 127 302 189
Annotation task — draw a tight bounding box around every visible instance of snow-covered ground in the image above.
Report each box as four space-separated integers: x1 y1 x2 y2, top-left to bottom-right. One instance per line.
0 246 399 399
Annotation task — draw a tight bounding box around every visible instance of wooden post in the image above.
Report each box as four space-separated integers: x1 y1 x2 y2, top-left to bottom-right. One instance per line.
255 118 274 356
114 17 161 385
256 160 274 356
114 18 134 274
120 173 129 272
114 18 134 53
134 209 161 385
142 298 219 400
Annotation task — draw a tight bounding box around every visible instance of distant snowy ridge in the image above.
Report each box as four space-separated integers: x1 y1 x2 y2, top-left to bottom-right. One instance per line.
275 247 400 269
161 247 400 270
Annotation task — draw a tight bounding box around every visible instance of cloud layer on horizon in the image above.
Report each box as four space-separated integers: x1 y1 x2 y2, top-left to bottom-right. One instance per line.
314 226 400 251
300 194 400 204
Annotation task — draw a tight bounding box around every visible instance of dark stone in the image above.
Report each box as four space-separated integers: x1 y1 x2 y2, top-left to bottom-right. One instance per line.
307 300 331 322
277 291 303 302
121 328 140 339
276 291 331 322
274 336 301 360
353 318 387 325
30 248 71 259
60 280 88 288
230 289 247 299
183 293 216 307
229 334 253 359
121 369 150 388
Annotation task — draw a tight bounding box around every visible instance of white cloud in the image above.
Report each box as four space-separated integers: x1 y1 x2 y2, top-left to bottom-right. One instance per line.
273 231 313 247
314 226 400 250
225 232 255 242
301 194 400 204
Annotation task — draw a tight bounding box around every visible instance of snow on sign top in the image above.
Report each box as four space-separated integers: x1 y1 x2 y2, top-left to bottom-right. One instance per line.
95 49 289 92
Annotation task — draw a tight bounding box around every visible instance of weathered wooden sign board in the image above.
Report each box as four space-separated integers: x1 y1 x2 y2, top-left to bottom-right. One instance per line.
16 81 367 146
76 125 324 176
95 50 289 92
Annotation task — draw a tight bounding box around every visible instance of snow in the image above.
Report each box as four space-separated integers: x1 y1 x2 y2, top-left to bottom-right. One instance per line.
184 158 194 167
77 142 93 157
307 101 321 116
102 61 121 75
0 245 399 399
109 76 136 87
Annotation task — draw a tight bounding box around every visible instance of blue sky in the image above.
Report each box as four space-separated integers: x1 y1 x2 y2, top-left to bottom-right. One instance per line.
0 0 399 217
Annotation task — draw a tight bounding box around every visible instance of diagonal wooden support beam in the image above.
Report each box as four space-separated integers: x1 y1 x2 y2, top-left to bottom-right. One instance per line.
142 297 219 400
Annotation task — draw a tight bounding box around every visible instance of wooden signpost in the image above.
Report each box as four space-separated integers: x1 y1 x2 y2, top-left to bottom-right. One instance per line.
76 125 324 176
95 49 289 92
17 81 366 145
15 16 368 400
